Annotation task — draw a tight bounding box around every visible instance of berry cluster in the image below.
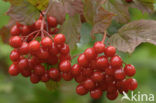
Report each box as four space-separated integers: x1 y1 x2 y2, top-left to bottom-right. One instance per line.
74 42 137 99
8 15 72 84
8 14 137 100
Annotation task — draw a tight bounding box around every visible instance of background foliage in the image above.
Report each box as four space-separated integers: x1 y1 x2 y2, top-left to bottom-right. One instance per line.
0 0 156 103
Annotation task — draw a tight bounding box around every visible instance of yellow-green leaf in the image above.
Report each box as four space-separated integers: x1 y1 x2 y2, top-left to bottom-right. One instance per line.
27 0 49 11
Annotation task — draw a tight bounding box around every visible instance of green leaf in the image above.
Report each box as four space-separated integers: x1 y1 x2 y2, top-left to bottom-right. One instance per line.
7 0 40 25
48 0 83 24
83 0 114 35
60 14 81 49
103 0 130 24
27 0 49 10
109 20 156 53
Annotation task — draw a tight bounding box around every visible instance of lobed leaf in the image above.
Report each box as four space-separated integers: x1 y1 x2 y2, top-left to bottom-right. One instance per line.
48 0 83 24
103 0 130 24
6 0 40 25
60 14 81 49
109 20 156 53
83 0 114 35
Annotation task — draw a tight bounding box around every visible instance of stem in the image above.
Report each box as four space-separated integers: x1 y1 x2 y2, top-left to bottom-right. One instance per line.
41 16 45 38
43 30 54 40
101 31 107 44
33 31 41 40
23 30 40 41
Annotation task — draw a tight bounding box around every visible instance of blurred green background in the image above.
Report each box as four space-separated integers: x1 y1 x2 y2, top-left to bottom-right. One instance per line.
0 0 156 103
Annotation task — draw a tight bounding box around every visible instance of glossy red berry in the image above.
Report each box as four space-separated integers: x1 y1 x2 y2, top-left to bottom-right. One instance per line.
18 58 28 70
30 73 40 84
124 64 136 77
126 78 138 90
114 69 125 80
62 72 73 81
9 36 22 48
90 89 103 99
21 69 31 77
110 55 122 67
8 64 19 76
35 19 42 29
28 40 40 52
60 44 70 54
105 46 116 57
78 54 88 66
34 65 45 76
93 42 105 54
96 56 109 69
10 25 20 36
47 16 57 27
84 78 95 90
41 37 52 48
84 48 96 60
54 34 66 44
19 42 29 55
41 72 50 82
22 25 31 36
49 68 60 80
59 60 71 73
76 84 88 95
106 91 118 100
71 64 80 76
91 72 103 82
10 50 20 61
49 42 59 55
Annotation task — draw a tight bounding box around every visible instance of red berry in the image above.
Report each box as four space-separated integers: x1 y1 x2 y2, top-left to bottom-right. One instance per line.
105 66 114 76
54 34 66 44
41 72 50 82
96 56 109 69
62 72 73 81
10 25 20 36
47 16 57 27
110 55 122 67
71 64 80 76
28 40 40 52
60 44 70 54
49 42 59 55
126 78 138 90
10 49 20 61
8 64 19 76
76 84 88 95
106 91 118 100
30 73 40 84
90 89 103 99
35 19 42 29
84 48 96 60
124 64 136 77
82 67 93 77
41 37 52 48
84 78 95 90
78 54 88 66
9 36 22 48
59 60 71 73
22 25 31 36
37 48 49 59
18 58 28 70
114 69 125 80
19 42 29 55
34 65 45 76
21 69 31 77
105 46 116 57
49 68 60 80
91 72 103 82
93 42 105 54
75 74 85 83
